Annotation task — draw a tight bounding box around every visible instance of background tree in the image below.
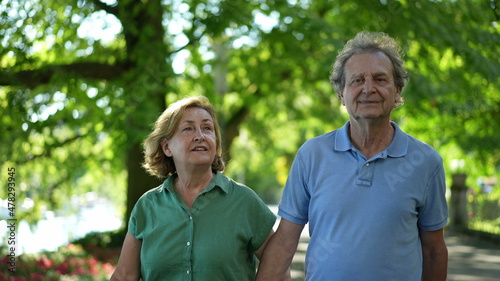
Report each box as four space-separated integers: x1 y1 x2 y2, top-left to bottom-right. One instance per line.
1 0 498 228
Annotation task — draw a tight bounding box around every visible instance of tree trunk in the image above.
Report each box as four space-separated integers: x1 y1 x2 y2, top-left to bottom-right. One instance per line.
119 0 168 227
125 142 162 226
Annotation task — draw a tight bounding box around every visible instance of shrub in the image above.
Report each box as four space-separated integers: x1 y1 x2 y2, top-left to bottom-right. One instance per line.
0 235 121 281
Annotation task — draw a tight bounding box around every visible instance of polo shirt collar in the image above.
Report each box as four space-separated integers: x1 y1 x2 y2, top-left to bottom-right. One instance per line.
334 121 408 157
163 171 229 194
335 121 353 152
386 121 408 157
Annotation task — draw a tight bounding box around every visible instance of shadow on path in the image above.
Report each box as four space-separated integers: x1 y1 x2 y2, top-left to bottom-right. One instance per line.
446 234 500 281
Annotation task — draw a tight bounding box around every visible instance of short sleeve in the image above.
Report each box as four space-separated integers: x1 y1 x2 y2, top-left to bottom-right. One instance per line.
128 199 144 240
278 150 310 225
417 158 448 231
248 193 276 252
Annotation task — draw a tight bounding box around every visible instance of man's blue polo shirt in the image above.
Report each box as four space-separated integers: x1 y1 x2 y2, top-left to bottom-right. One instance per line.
279 121 448 281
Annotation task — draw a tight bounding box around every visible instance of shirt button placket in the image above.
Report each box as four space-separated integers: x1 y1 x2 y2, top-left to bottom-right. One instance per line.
187 213 194 280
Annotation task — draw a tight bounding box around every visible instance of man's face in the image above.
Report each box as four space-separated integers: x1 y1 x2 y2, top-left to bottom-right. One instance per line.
341 52 400 121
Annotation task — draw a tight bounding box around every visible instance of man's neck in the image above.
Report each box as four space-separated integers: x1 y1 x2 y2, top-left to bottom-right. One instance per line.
348 118 395 159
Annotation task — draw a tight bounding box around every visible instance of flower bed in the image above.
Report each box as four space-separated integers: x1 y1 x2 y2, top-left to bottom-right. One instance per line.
0 243 120 281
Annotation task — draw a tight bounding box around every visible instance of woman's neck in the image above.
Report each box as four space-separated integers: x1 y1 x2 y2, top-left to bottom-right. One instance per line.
174 170 214 208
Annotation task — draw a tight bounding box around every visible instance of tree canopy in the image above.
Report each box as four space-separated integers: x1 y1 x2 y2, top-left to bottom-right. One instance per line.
1 0 499 224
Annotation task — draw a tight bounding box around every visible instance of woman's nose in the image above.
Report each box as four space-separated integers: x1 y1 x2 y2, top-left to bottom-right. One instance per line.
193 129 204 141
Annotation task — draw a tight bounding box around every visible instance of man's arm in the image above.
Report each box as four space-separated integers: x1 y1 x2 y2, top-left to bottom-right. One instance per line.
256 218 304 281
110 232 142 281
420 228 448 281
254 230 292 281
254 230 274 260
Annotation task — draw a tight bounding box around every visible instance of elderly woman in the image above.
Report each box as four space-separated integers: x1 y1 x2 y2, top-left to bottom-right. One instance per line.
111 96 278 281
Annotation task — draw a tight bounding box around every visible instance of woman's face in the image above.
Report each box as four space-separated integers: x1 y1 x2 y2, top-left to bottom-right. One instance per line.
161 107 217 172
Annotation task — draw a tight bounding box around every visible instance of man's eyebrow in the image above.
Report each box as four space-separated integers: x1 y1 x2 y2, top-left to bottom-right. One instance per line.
372 72 389 76
348 73 364 79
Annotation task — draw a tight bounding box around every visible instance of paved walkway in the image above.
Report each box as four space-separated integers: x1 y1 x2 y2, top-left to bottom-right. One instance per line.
446 234 500 281
287 234 500 281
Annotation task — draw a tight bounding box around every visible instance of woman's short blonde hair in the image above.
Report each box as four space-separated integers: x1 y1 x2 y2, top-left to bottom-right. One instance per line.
142 96 225 179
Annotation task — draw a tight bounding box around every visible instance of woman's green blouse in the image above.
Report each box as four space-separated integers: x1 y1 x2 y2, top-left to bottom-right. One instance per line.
129 172 276 281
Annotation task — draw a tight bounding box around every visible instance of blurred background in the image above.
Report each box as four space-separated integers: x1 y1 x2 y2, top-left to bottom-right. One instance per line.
0 0 499 279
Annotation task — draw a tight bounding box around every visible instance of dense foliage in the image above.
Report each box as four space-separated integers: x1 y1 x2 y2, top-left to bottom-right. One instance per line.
1 0 499 226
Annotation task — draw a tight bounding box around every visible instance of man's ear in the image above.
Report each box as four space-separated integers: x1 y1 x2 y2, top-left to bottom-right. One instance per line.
161 138 172 157
395 88 401 104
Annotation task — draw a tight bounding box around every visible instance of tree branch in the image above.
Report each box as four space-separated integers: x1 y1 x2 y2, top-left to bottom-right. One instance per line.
226 106 250 140
92 0 118 16
492 0 500 21
0 62 130 88
20 134 84 164
221 88 263 162
169 29 207 55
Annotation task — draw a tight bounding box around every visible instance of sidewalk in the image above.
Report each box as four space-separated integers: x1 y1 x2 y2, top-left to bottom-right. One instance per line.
446 234 500 281
288 234 500 281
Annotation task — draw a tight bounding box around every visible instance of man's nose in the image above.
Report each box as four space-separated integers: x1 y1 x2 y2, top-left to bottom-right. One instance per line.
363 77 375 94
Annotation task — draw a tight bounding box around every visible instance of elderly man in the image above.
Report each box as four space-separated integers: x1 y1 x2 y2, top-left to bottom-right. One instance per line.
256 31 448 281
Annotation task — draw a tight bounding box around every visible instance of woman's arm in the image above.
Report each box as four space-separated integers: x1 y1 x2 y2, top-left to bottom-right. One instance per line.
110 232 142 281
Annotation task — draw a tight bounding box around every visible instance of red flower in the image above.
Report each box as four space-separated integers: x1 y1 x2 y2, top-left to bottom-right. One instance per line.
29 272 44 281
102 262 116 275
37 255 54 270
57 262 69 275
87 257 99 276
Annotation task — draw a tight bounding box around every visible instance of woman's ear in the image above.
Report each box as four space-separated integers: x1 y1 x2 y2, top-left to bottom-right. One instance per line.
161 138 172 157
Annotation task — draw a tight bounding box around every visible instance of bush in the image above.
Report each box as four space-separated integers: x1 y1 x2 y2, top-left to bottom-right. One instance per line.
0 231 123 281
468 190 500 235
72 229 127 249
